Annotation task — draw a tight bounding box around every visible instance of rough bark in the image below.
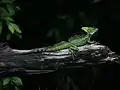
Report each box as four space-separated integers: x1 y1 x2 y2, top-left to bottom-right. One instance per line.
0 42 119 75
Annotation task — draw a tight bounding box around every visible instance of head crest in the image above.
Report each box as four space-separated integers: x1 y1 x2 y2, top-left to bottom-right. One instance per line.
81 27 98 35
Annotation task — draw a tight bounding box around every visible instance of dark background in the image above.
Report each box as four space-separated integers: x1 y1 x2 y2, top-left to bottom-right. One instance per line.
5 0 120 55
1 1 120 90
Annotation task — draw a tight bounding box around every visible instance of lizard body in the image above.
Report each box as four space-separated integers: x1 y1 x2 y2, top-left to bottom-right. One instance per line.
45 27 98 52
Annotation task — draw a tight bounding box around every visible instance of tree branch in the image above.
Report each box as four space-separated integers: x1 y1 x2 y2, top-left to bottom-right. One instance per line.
0 42 119 75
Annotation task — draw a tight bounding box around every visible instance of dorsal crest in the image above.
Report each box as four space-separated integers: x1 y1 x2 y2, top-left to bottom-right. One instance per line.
68 34 85 42
53 41 67 47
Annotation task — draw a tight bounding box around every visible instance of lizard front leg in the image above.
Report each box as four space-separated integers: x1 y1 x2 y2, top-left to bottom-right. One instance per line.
87 37 96 44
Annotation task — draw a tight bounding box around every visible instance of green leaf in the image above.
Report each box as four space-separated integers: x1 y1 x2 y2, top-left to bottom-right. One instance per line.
14 86 20 90
14 32 22 39
16 6 20 11
7 23 15 33
6 33 12 40
0 21 3 36
2 17 14 22
6 17 14 22
10 23 22 33
0 7 10 17
3 78 11 86
6 4 15 16
12 77 23 86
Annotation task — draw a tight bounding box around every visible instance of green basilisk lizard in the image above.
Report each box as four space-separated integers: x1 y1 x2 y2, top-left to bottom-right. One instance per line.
45 27 98 53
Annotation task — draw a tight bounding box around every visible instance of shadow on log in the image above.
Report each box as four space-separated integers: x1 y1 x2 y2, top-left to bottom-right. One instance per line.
0 42 120 90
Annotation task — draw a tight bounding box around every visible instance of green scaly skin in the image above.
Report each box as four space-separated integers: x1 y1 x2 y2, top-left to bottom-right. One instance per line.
45 27 98 52
46 42 72 51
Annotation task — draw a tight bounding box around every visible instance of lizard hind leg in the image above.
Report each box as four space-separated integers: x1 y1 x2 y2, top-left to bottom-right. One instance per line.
68 46 79 60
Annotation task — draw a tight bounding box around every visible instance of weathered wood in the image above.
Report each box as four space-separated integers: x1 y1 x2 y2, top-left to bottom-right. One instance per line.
0 42 119 75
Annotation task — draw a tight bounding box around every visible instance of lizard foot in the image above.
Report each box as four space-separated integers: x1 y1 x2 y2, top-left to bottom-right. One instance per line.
88 41 100 45
68 46 79 60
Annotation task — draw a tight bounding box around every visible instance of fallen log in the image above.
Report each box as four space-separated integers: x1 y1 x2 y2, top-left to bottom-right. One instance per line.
0 42 119 75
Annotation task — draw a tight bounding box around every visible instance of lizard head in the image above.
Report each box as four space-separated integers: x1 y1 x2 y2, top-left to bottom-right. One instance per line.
81 27 98 35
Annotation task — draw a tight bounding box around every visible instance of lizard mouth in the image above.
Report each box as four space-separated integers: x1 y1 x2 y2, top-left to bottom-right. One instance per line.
90 28 98 35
